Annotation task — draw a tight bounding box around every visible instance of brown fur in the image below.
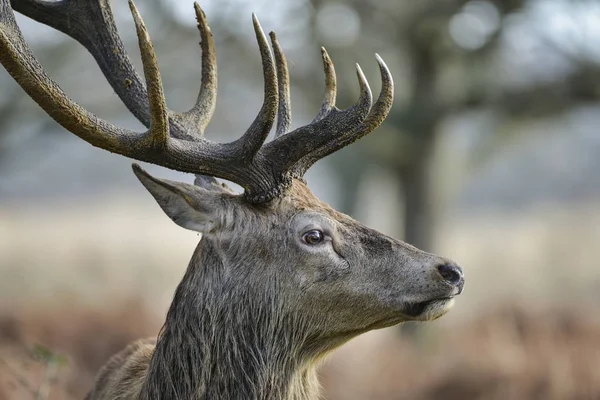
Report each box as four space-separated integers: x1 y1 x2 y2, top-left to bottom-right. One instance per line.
85 339 155 400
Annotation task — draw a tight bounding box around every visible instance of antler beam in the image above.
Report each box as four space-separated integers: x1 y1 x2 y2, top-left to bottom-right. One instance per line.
0 0 394 203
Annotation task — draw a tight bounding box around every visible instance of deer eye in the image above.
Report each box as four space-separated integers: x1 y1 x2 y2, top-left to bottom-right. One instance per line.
302 230 324 245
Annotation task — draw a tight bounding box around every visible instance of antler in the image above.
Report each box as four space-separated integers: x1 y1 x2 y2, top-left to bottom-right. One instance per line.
0 0 394 203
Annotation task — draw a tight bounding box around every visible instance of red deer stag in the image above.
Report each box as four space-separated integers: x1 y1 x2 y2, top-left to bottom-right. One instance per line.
0 1 465 399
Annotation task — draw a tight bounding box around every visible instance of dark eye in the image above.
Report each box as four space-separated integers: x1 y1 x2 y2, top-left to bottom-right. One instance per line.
302 229 324 245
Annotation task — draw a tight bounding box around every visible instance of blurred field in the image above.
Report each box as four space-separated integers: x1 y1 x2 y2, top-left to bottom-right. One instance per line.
1 195 600 399
2 0 600 398
2 301 600 399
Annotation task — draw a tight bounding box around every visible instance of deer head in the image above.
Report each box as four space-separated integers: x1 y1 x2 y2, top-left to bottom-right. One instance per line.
0 1 464 398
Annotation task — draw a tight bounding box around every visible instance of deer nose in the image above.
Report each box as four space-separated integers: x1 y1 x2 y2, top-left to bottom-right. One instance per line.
437 263 464 290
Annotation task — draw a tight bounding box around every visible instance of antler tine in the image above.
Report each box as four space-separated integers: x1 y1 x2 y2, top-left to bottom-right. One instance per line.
129 0 169 146
226 14 278 160
263 58 372 170
183 2 218 133
292 54 394 175
353 63 374 117
269 32 292 138
312 47 337 123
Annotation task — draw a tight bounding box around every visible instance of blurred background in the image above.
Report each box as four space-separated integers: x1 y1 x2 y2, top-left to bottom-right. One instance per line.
1 0 600 398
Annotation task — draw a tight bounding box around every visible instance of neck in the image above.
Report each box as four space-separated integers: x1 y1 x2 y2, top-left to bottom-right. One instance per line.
140 239 321 400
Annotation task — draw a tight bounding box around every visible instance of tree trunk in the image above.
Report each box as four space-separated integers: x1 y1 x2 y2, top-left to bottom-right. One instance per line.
399 132 437 252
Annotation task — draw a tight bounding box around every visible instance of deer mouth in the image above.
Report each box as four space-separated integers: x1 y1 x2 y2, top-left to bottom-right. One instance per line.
402 297 455 320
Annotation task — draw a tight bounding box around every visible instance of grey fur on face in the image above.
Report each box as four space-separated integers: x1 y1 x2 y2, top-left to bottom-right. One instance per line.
85 175 463 400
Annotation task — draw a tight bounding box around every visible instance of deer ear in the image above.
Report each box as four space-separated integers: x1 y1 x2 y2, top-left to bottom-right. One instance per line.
132 164 222 234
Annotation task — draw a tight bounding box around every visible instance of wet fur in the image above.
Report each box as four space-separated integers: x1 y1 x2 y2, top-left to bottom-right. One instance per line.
85 180 459 399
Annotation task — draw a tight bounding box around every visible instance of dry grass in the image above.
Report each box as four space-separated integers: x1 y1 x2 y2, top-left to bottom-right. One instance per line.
1 303 599 399
3 196 600 313
323 304 600 400
0 300 159 400
2 196 600 399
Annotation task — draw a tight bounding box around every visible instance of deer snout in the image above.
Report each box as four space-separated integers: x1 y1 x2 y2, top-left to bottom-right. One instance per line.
437 263 464 294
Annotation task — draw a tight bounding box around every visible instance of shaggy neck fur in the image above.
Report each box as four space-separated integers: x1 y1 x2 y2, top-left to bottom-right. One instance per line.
139 237 321 400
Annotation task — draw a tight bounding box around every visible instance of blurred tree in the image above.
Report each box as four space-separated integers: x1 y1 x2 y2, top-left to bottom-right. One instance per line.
2 0 600 255
302 0 522 251
303 0 600 252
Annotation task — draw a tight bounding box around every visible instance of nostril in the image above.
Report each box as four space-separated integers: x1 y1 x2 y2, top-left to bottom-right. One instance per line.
437 263 463 286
